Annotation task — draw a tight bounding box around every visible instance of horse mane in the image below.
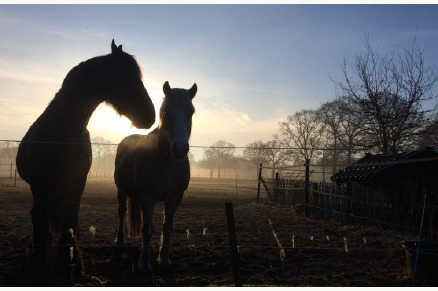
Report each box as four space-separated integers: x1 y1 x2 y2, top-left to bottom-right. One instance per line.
159 90 196 118
47 51 143 108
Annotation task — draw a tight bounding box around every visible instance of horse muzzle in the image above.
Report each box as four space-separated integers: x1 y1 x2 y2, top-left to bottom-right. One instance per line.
133 115 155 129
172 141 189 160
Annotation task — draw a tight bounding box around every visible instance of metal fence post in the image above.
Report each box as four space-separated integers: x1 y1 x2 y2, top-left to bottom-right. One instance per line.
225 202 242 287
305 158 310 218
257 163 262 203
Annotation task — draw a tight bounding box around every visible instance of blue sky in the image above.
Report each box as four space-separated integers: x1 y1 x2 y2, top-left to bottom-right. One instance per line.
1 4 438 159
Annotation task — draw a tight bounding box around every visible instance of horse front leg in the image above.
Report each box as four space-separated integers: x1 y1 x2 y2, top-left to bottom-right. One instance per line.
139 197 154 281
29 201 52 275
56 202 84 280
159 194 182 273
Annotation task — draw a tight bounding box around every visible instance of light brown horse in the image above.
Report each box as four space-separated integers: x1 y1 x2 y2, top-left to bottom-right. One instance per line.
16 40 156 280
114 81 197 282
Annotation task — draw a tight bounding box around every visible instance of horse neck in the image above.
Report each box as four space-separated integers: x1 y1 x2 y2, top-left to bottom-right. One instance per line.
47 90 100 131
42 58 105 132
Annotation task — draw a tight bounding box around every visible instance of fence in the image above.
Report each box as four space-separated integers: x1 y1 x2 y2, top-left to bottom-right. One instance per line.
0 163 15 178
257 162 438 240
1 161 434 286
0 163 116 188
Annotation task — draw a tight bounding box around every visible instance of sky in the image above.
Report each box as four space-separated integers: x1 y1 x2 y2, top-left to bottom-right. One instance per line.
1 3 438 160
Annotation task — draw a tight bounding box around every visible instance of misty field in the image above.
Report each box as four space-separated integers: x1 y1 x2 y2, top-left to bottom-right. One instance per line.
0 177 425 286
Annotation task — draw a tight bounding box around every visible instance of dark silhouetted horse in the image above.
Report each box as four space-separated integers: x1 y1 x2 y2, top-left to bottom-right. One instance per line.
114 81 197 282
16 40 156 280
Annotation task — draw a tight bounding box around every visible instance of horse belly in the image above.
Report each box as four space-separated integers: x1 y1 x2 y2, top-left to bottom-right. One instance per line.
16 135 30 183
17 126 92 195
114 152 143 200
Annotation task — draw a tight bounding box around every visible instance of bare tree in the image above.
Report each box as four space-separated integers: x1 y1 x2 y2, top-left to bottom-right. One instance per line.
318 99 345 173
335 36 437 154
91 136 115 174
1 141 19 165
279 109 325 163
418 115 438 149
198 148 216 178
337 96 367 163
243 140 268 178
263 138 289 178
199 140 235 179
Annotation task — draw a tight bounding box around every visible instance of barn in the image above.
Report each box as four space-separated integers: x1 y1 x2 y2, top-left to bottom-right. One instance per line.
330 147 438 237
331 147 438 184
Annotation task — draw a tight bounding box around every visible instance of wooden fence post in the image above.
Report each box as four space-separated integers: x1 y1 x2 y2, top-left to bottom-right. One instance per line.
322 150 326 183
257 163 262 203
225 202 242 287
305 158 310 218
274 172 279 202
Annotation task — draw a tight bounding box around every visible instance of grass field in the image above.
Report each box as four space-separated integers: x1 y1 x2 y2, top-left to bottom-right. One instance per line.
0 177 428 286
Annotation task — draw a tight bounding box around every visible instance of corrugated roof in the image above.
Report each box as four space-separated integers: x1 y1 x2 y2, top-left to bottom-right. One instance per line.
330 148 438 183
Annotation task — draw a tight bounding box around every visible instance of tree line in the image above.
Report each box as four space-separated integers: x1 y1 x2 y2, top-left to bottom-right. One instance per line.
197 37 438 178
0 137 118 177
2 37 436 181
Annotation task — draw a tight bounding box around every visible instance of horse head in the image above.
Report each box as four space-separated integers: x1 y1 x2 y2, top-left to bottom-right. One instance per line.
159 81 197 160
103 39 155 129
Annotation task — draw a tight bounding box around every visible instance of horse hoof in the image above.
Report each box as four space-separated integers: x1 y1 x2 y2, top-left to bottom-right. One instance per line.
115 235 125 246
159 259 175 285
159 258 172 273
134 268 154 285
138 260 154 278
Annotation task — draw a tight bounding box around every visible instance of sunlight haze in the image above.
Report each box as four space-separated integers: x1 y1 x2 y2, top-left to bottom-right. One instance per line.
1 3 438 158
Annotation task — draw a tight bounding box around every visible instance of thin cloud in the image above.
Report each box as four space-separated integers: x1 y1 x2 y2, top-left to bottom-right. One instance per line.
44 27 109 42
0 65 58 84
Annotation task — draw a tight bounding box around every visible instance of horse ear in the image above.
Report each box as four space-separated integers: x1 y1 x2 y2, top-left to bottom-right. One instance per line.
189 83 197 98
163 81 171 96
111 39 117 53
111 39 123 54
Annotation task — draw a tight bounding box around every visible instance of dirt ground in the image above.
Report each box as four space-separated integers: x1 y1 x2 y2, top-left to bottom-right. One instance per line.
0 177 432 287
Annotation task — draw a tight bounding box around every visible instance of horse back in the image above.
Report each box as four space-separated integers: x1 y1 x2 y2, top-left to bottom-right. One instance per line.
115 134 144 164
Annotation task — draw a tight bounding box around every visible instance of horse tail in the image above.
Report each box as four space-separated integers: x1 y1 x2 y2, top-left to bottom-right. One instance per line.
126 197 143 239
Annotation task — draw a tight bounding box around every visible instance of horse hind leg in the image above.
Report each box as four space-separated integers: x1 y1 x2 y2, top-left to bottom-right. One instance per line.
116 190 128 246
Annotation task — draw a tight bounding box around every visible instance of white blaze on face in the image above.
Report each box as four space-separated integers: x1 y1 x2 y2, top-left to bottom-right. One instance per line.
171 108 189 159
161 82 196 159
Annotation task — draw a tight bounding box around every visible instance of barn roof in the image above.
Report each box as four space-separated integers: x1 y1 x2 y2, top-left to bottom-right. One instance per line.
330 148 438 184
